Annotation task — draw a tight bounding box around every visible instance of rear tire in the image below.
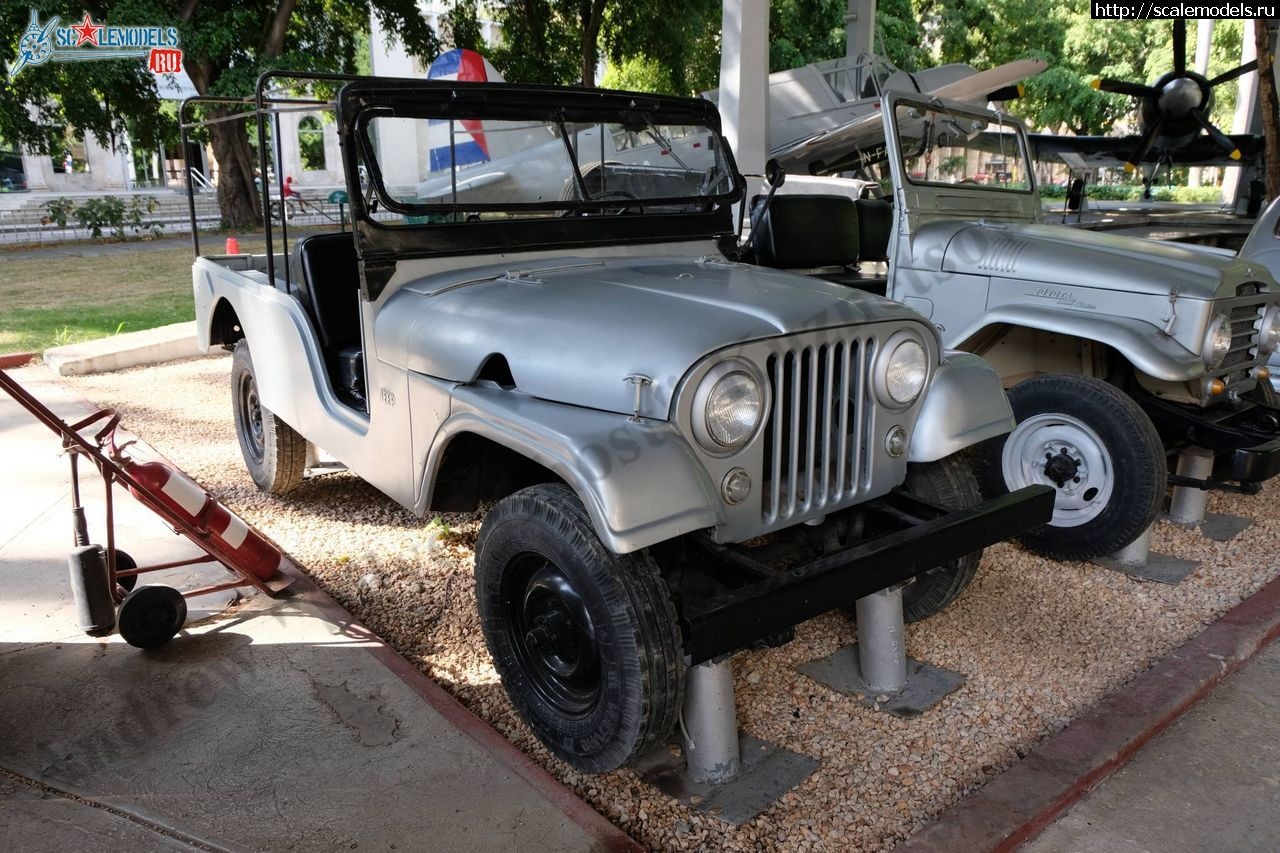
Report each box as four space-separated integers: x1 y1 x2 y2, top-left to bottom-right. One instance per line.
231 341 306 495
900 456 985 622
975 375 1165 561
474 483 684 773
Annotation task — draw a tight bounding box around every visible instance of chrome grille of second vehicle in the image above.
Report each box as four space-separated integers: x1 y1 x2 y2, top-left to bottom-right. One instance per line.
762 336 877 524
1212 283 1272 389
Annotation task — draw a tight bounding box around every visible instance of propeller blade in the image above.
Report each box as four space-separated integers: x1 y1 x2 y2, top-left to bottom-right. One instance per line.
1125 111 1167 173
1173 19 1186 74
987 83 1025 102
1190 109 1242 159
1208 60 1259 88
1093 78 1159 98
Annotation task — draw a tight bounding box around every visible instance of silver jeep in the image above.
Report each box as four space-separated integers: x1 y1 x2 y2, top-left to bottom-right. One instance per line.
754 92 1280 561
188 76 1051 772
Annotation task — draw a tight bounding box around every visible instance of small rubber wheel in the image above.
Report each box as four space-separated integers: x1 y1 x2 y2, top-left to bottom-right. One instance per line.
975 375 1165 561
900 455 984 621
231 340 306 495
118 585 187 649
474 484 685 773
112 549 138 593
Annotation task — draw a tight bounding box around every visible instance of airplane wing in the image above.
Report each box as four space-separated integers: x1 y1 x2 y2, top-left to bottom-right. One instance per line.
1027 133 1265 169
930 58 1048 103
771 58 1047 175
416 170 513 203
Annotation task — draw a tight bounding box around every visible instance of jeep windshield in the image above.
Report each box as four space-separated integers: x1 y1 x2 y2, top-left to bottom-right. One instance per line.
892 99 1033 193
350 89 739 220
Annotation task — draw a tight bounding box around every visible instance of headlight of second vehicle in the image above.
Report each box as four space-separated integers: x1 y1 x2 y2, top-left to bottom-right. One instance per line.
1258 307 1280 356
695 365 764 452
877 336 929 406
1202 313 1232 367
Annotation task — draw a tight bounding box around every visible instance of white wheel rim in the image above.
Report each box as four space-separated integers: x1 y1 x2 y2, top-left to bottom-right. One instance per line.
1002 412 1114 528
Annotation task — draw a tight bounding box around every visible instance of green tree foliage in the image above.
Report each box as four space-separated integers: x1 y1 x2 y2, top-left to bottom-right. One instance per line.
1 1 438 228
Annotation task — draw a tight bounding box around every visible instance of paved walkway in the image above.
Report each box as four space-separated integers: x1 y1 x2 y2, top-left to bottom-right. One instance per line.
1024 638 1280 852
0 366 632 852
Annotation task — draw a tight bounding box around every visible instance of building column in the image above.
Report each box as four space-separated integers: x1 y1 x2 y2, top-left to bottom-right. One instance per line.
845 0 875 59
718 0 770 176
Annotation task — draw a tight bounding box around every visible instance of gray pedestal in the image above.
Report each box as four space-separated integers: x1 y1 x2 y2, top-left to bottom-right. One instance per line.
797 586 964 717
797 647 965 717
633 658 818 825
1166 446 1251 542
1093 524 1198 584
635 733 818 825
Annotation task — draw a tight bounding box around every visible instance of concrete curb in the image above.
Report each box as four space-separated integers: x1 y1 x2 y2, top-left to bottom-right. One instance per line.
43 321 204 376
25 367 641 853
896 572 1280 852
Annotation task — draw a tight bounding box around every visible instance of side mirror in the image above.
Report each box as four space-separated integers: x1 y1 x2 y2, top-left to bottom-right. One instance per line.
765 158 785 189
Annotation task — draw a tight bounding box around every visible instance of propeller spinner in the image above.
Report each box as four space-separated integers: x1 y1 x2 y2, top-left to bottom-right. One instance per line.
1092 19 1256 172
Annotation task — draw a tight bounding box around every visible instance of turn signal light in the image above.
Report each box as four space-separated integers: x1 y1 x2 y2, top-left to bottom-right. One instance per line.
1257 366 1271 381
1208 378 1227 395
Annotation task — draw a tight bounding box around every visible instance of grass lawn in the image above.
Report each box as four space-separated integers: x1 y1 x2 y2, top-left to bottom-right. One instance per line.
0 237 272 354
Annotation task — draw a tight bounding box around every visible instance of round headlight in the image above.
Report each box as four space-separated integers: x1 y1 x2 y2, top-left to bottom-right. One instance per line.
1202 313 1232 367
702 370 763 450
1259 307 1280 356
883 339 928 405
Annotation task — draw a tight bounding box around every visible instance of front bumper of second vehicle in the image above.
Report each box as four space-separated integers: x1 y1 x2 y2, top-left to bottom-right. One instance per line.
1139 392 1280 484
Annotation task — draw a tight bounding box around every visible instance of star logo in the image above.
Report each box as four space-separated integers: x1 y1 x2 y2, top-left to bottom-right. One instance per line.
70 12 102 47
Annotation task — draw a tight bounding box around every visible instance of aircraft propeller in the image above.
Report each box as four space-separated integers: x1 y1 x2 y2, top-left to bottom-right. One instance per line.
1091 19 1257 172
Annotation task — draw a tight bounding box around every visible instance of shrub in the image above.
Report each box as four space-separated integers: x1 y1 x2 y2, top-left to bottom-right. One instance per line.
43 196 76 228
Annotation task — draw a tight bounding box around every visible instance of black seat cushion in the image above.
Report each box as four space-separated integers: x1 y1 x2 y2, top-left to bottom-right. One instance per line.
855 198 893 262
291 233 361 353
752 194 860 269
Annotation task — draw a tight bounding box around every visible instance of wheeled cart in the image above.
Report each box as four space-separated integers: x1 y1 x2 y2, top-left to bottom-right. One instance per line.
1 369 291 647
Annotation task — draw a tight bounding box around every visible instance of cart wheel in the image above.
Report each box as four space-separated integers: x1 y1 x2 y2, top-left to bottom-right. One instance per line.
112 549 138 593
118 585 187 649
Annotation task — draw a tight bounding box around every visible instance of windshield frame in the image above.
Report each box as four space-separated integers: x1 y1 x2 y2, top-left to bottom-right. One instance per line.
888 94 1037 198
348 86 742 218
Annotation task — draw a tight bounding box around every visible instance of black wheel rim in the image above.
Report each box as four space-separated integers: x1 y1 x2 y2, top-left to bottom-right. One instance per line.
503 555 601 718
237 370 266 463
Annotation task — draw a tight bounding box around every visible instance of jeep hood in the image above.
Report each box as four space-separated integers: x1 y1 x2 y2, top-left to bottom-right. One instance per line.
376 255 925 417
934 222 1264 299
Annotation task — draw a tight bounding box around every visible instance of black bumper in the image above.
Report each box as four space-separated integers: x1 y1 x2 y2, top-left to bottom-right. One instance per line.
681 485 1056 665
1138 393 1280 484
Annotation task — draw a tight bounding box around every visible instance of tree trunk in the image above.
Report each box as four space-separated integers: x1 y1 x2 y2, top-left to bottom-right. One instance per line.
1255 19 1280 201
208 114 263 230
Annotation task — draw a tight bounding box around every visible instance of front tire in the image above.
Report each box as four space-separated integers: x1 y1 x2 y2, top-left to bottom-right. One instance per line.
976 375 1165 561
474 484 684 773
231 341 306 495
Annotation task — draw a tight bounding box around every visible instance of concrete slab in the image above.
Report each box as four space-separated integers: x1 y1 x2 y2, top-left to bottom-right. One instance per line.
1023 640 1280 853
895 558 1280 853
0 367 635 853
43 323 203 377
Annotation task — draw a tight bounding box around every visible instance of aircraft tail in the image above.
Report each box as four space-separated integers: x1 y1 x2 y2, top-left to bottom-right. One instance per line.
426 49 505 172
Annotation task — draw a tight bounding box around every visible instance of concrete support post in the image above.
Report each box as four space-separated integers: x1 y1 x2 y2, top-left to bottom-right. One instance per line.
845 0 876 59
683 659 741 785
718 0 770 177
855 585 908 694
1169 447 1215 526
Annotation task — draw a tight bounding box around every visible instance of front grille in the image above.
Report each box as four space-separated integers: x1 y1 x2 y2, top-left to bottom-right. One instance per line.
761 337 876 523
1212 282 1268 387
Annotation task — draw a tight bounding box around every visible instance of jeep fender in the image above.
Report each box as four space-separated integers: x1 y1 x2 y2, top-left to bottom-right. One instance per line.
953 304 1205 383
908 351 1014 463
421 385 722 554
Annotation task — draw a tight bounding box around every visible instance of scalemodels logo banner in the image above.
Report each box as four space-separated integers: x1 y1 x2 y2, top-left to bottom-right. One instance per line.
8 8 182 80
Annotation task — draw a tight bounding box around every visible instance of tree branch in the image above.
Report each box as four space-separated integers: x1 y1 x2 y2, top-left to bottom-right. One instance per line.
262 0 298 57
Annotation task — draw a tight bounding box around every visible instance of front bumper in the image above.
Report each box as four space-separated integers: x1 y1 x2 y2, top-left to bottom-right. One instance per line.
680 484 1055 665
1139 393 1280 484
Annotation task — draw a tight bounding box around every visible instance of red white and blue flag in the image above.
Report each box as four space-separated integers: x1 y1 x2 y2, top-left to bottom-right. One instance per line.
427 49 504 172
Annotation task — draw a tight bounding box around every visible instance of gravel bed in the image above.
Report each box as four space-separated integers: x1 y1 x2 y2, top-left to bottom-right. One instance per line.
51 356 1280 851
